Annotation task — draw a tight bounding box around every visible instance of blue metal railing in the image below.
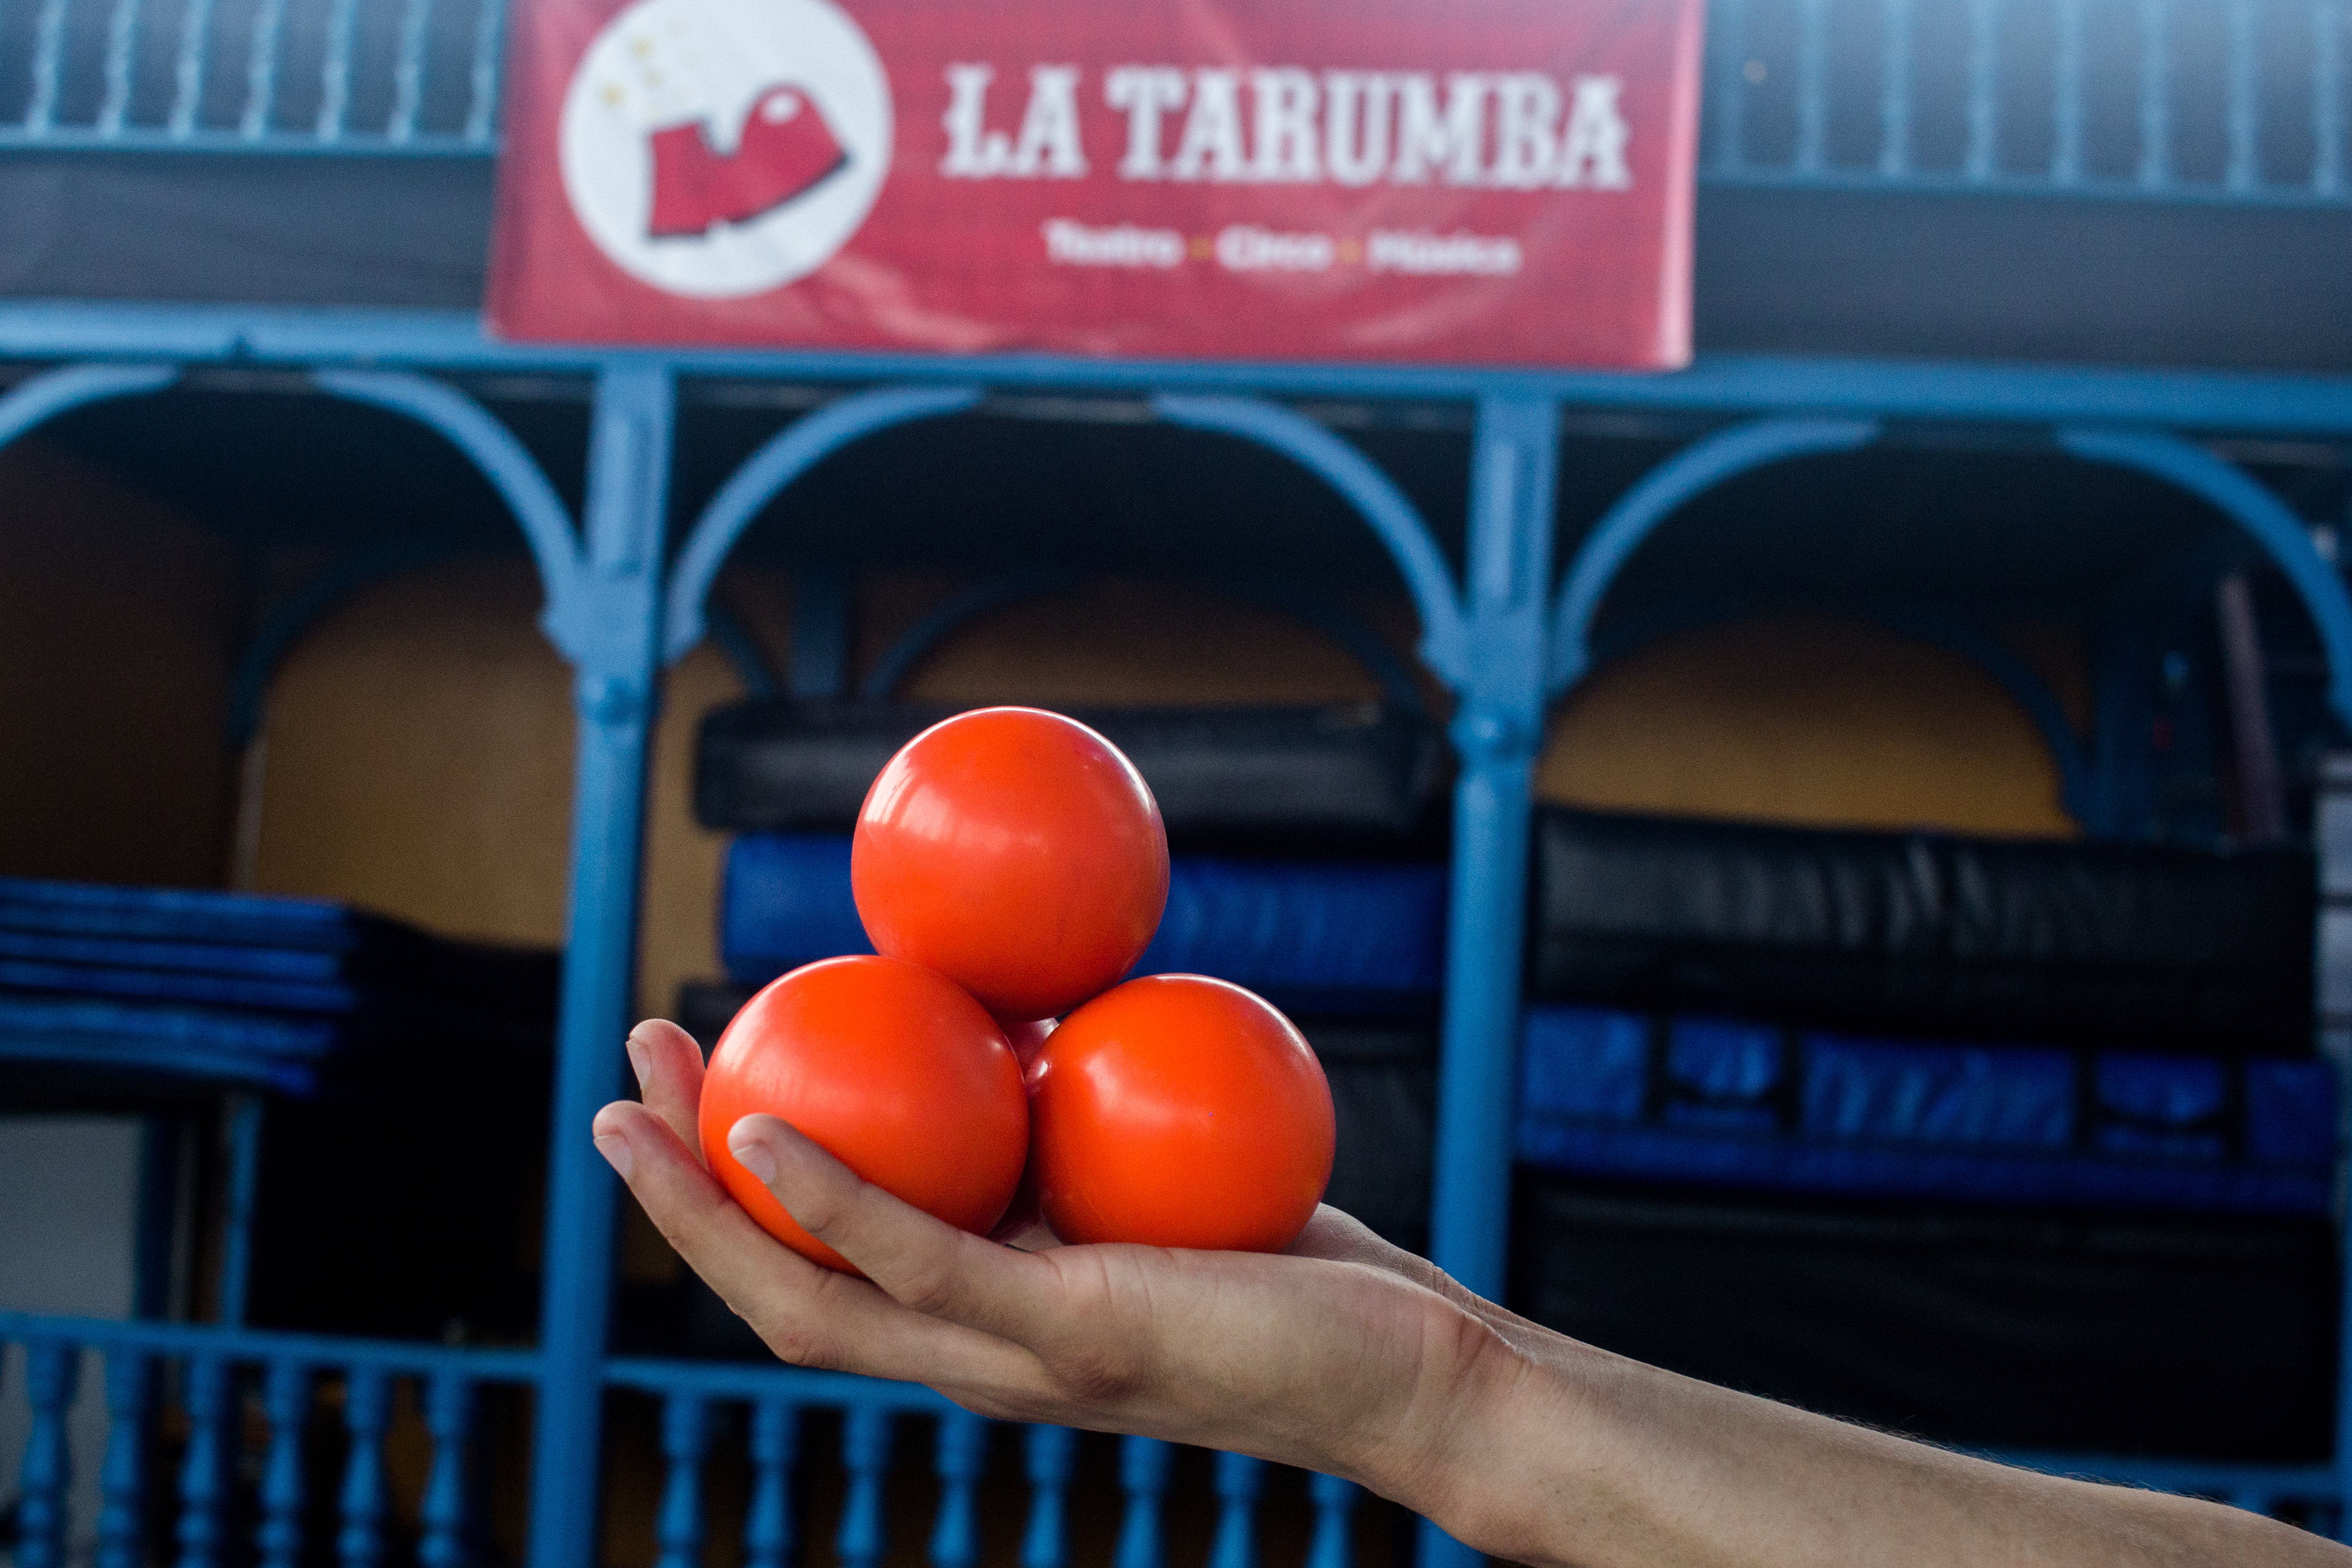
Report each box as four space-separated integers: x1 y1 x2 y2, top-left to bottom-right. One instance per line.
0 1312 1358 1568
0 0 502 152
1 0 2346 205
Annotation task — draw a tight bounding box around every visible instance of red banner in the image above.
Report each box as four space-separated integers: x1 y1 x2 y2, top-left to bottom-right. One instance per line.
487 0 1703 367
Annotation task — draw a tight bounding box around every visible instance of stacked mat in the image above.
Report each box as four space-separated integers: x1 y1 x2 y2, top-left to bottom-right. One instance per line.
0 875 558 1099
688 697 1451 1252
1511 806 2337 1459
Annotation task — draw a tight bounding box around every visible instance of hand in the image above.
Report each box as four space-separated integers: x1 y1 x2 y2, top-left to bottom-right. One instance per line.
591 1019 1516 1519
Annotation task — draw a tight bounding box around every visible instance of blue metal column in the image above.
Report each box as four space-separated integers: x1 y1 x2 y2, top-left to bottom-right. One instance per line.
1420 394 1557 1568
527 361 677 1568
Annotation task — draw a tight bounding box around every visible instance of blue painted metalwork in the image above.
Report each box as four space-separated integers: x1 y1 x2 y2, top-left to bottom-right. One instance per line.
99 0 145 137
1210 1452 1265 1568
706 603 782 700
858 569 1077 699
1020 1426 1076 1568
338 1368 391 1568
420 1371 474 1568
463 0 504 145
745 1398 798 1568
217 1094 264 1326
1305 1473 1358 1568
1420 394 1558 1568
2140 0 2173 189
1795 0 1830 176
97 1350 150 1568
2320 1 2347 196
2054 0 2087 184
838 1405 893 1568
227 540 463 747
2230 0 2264 192
528 363 674 1568
1153 394 1470 685
240 0 290 140
18 1340 76 1568
317 0 360 141
655 1394 712 1568
1113 1438 1173 1568
1708 0 1751 173
167 0 214 138
1965 0 2000 181
388 0 437 144
1547 418 1882 696
26 0 70 136
663 386 983 667
0 362 178 450
258 1361 309 1568
175 1356 228 1568
2060 427 2352 732
789 563 853 700
931 1411 989 1568
1879 0 1915 177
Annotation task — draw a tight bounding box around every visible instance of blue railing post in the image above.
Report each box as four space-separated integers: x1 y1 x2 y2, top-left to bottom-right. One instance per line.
97 1349 152 1568
338 1369 392 1568
1112 1437 1173 1568
18 1340 78 1568
421 1373 476 1568
656 1394 713 1568
1020 1426 1077 1568
838 1406 894 1568
1305 1473 1359 1568
745 1399 799 1568
930 1412 989 1568
526 360 676 1568
1208 1453 1265 1568
1421 394 1558 1568
175 1357 229 1568
258 1360 311 1568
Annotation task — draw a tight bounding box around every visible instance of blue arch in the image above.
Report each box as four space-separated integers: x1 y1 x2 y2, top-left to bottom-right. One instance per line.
0 361 178 452
1547 417 1882 695
1153 394 1469 687
663 385 984 666
2060 426 2352 733
311 369 587 656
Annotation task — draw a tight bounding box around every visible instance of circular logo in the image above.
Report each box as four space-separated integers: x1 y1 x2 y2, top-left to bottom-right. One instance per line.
560 0 892 299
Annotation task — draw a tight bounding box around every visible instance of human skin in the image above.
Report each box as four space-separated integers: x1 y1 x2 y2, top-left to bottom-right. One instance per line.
593 1019 2347 1568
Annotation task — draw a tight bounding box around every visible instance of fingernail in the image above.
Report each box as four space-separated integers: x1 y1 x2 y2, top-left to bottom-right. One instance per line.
594 1133 633 1179
728 1127 778 1185
624 1036 649 1093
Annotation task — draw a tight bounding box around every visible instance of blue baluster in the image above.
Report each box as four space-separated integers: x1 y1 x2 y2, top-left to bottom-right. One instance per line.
2319 2 2346 196
258 1361 310 1568
98 1349 153 1568
744 1399 798 1568
168 0 216 137
239 0 289 139
463 0 506 145
419 1373 475 1568
1019 1427 1076 1568
2053 0 2087 183
389 0 438 143
316 0 360 139
1878 0 1914 176
656 1394 712 1568
18 1341 79 1568
2227 0 2261 190
25 0 69 133
2138 0 2172 188
1795 0 1828 173
1708 0 1752 173
175 1357 229 1568
1965 0 2000 181
1209 1453 1265 1568
1305 1474 1358 1568
929 1412 988 1568
338 1370 392 1568
98 0 145 136
1111 1438 1173 1568
837 1406 892 1568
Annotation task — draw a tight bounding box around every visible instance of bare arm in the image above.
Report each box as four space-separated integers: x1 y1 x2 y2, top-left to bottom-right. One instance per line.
595 1019 2343 1568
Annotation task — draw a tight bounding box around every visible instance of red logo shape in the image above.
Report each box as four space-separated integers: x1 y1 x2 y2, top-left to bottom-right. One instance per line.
647 85 849 239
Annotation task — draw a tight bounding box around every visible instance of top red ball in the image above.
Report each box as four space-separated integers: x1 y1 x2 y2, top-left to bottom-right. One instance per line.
852 707 1170 1020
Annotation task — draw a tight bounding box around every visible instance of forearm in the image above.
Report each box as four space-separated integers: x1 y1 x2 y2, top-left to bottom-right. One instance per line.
1408 1314 2346 1568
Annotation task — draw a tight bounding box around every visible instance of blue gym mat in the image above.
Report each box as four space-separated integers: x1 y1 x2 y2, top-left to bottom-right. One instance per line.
1516 1004 2335 1217
722 833 1447 1013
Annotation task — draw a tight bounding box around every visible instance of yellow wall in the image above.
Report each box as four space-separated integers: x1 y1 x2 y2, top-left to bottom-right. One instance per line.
0 439 239 887
1537 613 2082 837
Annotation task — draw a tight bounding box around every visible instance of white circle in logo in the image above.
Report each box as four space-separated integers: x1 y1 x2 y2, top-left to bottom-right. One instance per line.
559 0 893 299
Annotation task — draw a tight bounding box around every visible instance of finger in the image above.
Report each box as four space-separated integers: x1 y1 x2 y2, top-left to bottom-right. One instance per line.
593 1101 1040 1391
625 1019 708 1163
725 1114 1065 1344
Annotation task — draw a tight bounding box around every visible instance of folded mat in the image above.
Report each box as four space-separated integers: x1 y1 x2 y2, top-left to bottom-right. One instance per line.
674 981 1438 1254
0 877 558 1098
1512 1176 2335 1460
1531 808 2315 1054
696 700 1445 849
723 834 1447 1015
1517 1004 2334 1217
